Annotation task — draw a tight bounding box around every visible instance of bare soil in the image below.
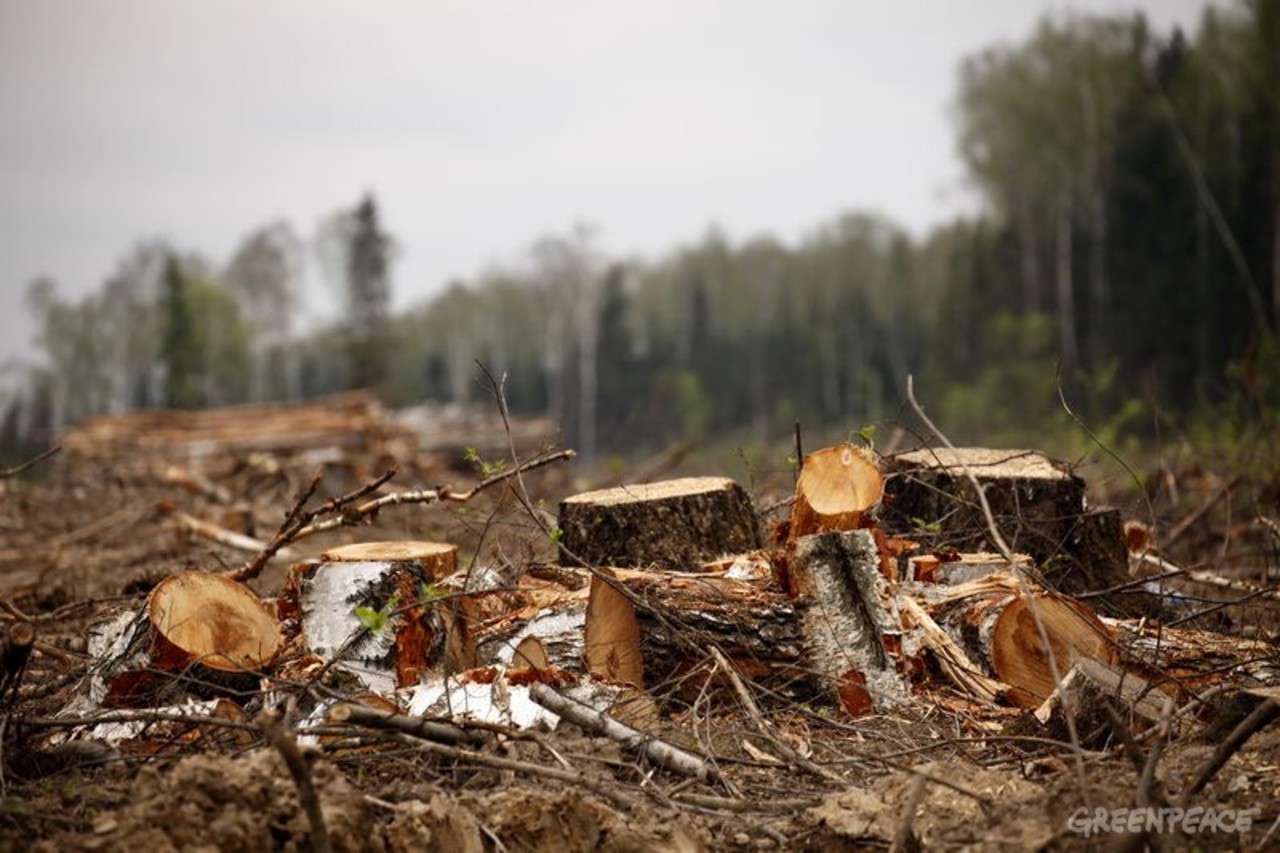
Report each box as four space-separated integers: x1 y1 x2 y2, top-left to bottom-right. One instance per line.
1 444 1277 852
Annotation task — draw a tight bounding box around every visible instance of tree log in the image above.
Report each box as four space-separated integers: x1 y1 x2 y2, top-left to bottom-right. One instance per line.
598 566 819 706
788 444 884 542
559 476 760 569
924 574 1117 708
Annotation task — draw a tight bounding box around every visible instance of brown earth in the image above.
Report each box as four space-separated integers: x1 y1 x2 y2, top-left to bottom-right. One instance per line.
1 437 1278 852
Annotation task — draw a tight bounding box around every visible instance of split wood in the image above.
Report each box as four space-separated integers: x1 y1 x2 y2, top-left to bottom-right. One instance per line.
328 703 484 747
528 682 724 785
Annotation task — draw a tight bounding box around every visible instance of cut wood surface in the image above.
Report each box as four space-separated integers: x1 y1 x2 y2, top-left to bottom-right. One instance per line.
789 444 884 542
148 572 282 673
585 571 645 687
925 574 1117 708
559 476 760 569
320 540 459 579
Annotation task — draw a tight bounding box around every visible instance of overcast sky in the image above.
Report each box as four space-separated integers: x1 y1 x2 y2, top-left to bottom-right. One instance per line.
0 0 1212 370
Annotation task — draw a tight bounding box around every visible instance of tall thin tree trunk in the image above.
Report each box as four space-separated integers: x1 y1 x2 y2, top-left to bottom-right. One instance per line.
1055 202 1079 376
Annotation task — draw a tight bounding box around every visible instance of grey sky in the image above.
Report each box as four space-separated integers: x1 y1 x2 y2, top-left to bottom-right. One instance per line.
0 0 1211 371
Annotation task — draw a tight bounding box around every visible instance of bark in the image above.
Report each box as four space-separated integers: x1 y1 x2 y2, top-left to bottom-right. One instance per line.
883 447 1103 582
286 541 472 692
559 476 760 569
1033 659 1170 747
791 531 907 715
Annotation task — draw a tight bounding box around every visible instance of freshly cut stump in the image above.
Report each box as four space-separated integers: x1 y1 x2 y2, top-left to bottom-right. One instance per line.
287 540 470 692
321 540 458 579
929 575 1116 708
883 448 1086 566
559 476 760 569
149 572 282 673
789 445 884 542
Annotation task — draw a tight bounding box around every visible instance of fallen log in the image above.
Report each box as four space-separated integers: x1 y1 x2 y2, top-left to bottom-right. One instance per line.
558 476 760 569
921 574 1117 708
788 444 884 543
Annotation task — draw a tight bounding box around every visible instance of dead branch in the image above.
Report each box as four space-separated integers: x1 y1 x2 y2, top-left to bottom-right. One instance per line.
166 508 291 557
905 376 1014 562
1165 476 1241 547
0 445 60 479
328 702 485 747
378 721 636 810
889 772 927 853
710 647 842 784
1180 695 1280 804
670 792 822 813
257 709 331 853
529 681 723 784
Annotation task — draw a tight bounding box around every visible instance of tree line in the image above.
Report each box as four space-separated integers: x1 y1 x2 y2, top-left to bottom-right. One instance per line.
6 0 1278 459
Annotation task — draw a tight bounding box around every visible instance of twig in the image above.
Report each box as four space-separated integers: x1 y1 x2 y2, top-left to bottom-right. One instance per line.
1136 695 1176 808
669 792 821 813
905 376 1013 562
0 445 61 479
1166 586 1280 627
230 470 325 582
1179 697 1280 804
384 724 636 810
328 702 484 747
1075 569 1186 600
528 682 722 784
257 710 331 853
1165 476 1240 548
793 421 803 487
166 508 292 558
710 646 842 784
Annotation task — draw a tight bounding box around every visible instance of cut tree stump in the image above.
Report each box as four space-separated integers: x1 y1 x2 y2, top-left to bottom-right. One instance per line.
98 572 283 706
788 444 884 543
791 530 906 715
558 476 760 569
286 540 472 692
883 447 1128 592
923 574 1117 708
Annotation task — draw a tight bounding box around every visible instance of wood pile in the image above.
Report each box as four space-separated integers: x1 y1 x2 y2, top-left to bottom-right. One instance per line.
60 392 407 472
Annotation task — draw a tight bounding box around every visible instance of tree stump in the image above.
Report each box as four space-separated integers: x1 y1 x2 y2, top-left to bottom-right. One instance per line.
791 531 907 715
98 572 283 706
789 444 884 543
286 540 471 691
883 447 1129 592
558 476 760 569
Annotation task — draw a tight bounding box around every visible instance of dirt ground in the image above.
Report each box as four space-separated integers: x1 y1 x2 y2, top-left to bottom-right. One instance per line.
1 438 1278 852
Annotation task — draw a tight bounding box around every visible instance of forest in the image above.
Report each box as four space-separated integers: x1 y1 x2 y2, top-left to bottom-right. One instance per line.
7 0 1280 462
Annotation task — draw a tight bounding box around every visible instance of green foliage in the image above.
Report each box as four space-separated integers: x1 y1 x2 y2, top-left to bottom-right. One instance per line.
463 447 507 479
354 594 400 637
